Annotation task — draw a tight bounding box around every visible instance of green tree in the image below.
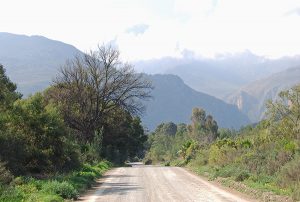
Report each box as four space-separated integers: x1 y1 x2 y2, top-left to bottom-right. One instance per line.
47 45 152 143
1 93 79 174
189 107 218 142
267 84 300 136
102 108 147 163
155 122 177 136
0 64 21 111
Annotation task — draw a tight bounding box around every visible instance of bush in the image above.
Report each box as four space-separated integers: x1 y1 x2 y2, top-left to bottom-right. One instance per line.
213 165 239 178
26 193 63 202
0 186 24 202
235 170 250 182
277 155 300 188
1 93 80 175
11 177 24 186
41 180 78 199
187 149 209 168
144 159 152 165
291 182 300 200
0 162 13 184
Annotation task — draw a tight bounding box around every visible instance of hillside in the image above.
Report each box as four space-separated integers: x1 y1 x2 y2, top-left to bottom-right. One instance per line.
0 32 81 96
142 74 250 130
135 52 300 99
226 67 300 122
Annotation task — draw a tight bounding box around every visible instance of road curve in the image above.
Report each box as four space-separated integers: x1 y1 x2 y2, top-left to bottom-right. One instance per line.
78 163 254 202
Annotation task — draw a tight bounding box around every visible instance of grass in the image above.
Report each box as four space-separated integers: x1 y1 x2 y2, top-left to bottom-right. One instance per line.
187 162 296 201
0 161 111 202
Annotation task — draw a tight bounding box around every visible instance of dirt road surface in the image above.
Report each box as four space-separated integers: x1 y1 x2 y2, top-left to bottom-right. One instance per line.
79 163 255 202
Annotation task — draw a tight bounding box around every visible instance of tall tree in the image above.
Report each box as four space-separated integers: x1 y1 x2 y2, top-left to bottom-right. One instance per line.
102 108 147 163
154 122 177 136
0 64 21 111
0 93 78 174
189 107 218 142
47 45 152 142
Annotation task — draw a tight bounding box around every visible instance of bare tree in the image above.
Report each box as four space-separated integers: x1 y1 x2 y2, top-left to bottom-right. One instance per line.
48 45 153 142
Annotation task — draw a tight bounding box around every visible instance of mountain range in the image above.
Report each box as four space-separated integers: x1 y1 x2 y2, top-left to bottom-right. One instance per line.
0 32 81 95
1 32 300 130
135 52 300 99
143 74 250 130
226 66 300 122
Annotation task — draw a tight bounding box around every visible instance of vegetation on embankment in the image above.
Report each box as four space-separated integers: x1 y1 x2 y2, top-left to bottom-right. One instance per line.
0 161 111 202
144 85 300 201
0 45 151 201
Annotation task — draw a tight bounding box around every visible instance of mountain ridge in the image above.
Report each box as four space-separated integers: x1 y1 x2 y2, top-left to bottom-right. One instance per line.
226 66 300 122
143 74 250 130
134 52 300 99
0 32 82 95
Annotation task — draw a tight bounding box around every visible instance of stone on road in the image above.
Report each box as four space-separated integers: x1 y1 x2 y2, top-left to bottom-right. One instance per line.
79 163 254 202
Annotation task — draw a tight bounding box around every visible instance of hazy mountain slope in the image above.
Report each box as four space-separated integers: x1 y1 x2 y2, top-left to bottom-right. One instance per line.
226 67 300 122
0 32 81 96
142 74 250 130
135 52 300 99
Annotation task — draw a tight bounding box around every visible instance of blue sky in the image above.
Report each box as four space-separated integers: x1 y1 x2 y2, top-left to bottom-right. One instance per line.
1 0 300 60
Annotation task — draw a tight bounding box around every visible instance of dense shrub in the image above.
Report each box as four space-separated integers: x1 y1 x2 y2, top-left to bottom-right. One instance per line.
0 186 24 202
0 161 111 201
277 155 300 188
0 162 13 184
41 181 78 199
0 93 80 175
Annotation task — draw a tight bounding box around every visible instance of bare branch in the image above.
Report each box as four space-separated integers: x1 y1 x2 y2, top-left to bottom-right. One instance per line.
49 45 153 142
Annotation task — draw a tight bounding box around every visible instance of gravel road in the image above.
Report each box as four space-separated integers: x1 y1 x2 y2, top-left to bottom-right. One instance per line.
79 163 254 202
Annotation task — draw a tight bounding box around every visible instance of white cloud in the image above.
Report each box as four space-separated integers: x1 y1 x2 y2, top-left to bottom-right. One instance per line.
126 24 150 36
174 0 217 17
1 0 300 60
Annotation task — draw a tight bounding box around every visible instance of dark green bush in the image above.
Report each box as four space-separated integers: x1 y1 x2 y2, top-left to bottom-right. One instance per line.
164 161 170 166
0 162 13 184
41 180 78 199
144 159 152 165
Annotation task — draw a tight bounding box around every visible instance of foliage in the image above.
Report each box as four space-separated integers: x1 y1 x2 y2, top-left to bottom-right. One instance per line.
0 64 21 111
102 108 147 164
0 161 111 201
47 45 152 142
79 130 103 164
0 52 149 176
0 93 79 175
189 108 219 143
266 84 300 136
41 181 78 199
145 85 300 200
0 49 150 200
0 161 13 185
155 122 177 136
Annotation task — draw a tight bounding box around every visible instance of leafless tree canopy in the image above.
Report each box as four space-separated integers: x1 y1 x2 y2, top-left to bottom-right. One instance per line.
49 45 153 141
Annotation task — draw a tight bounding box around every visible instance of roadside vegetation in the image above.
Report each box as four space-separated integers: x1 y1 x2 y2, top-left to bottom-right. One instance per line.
0 45 152 201
145 85 300 201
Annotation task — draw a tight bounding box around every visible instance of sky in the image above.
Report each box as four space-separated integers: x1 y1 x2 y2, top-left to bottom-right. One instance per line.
1 0 300 60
